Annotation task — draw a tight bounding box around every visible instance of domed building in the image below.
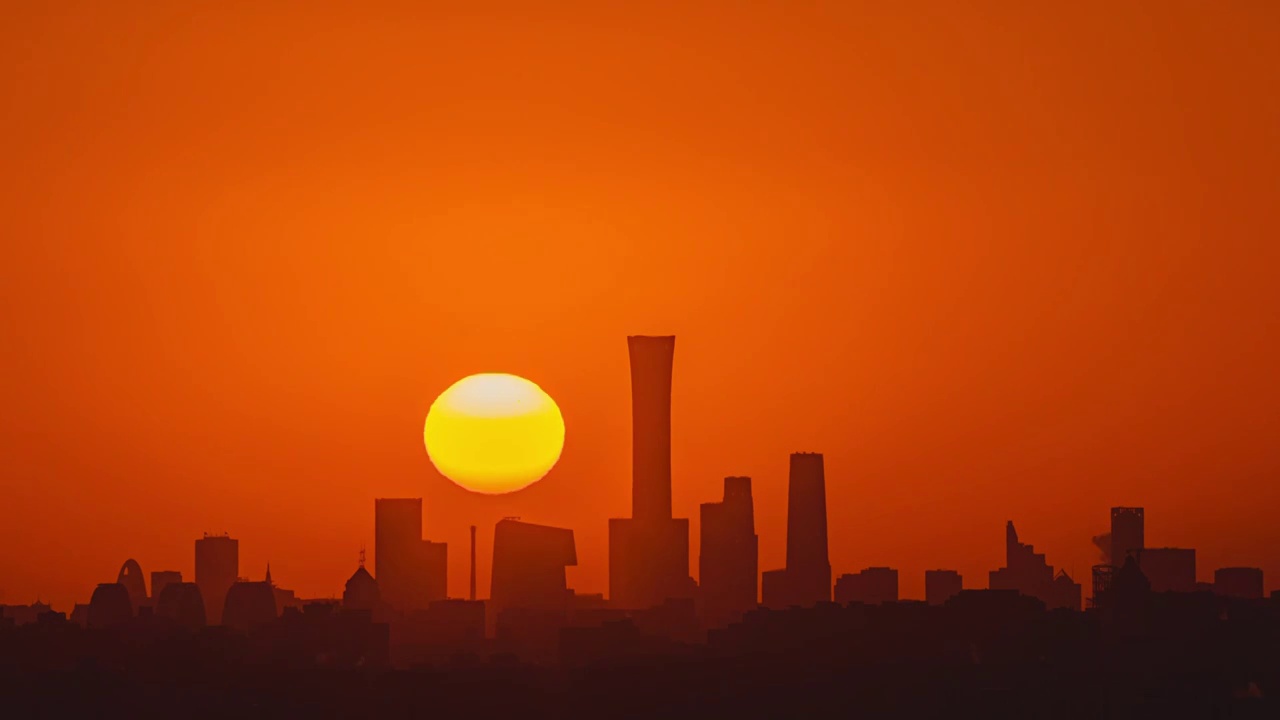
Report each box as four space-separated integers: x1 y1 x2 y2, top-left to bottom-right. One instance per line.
88 583 133 629
156 582 207 629
221 581 277 632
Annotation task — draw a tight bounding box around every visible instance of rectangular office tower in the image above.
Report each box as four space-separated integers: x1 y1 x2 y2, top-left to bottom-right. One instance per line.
491 519 577 612
1141 547 1196 593
762 453 832 608
835 567 898 605
925 569 963 605
195 534 238 624
375 498 447 613
1111 507 1144 567
609 335 694 609
699 476 759 628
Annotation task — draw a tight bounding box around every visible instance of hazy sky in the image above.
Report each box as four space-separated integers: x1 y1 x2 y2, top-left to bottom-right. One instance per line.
2 1 1278 609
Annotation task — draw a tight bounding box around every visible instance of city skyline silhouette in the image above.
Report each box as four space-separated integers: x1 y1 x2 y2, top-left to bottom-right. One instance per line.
2 2 1278 715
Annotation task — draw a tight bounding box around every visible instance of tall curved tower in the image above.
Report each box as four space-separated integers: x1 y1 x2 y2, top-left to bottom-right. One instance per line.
117 559 147 610
608 335 694 609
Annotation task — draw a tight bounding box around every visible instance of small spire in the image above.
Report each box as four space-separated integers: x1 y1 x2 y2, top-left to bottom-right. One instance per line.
265 563 273 586
359 545 366 568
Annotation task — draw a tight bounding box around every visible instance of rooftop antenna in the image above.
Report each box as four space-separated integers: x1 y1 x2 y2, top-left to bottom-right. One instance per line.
359 545 366 568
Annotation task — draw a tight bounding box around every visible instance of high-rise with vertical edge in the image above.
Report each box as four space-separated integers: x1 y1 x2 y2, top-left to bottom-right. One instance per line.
699 476 758 628
375 498 447 613
608 335 694 609
195 533 238 624
762 452 831 608
1110 507 1145 568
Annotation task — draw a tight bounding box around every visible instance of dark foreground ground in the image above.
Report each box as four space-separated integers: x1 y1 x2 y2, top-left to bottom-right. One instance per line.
2 660 1276 720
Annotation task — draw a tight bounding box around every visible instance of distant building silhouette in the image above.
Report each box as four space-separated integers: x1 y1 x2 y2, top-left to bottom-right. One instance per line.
1214 567 1263 599
195 533 238 624
491 518 576 612
989 521 1080 610
343 565 380 613
699 476 758 628
150 570 182 603
222 581 277 632
835 567 898 605
1139 547 1196 593
762 453 831 608
1111 507 1144 568
0 601 52 626
925 569 963 606
117 559 147 609
609 336 694 609
374 498 448 613
88 583 132 628
154 582 206 629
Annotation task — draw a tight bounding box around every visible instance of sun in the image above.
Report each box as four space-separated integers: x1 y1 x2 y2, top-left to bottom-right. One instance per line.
423 373 565 494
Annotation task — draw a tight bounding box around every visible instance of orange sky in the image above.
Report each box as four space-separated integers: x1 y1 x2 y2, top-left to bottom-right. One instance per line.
3 1 1279 610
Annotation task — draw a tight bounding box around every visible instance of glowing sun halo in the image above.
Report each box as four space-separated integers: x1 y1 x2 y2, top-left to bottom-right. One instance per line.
423 373 565 494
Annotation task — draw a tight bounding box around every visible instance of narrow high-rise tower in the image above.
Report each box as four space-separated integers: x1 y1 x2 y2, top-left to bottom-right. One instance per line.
761 453 832 608
608 335 694 609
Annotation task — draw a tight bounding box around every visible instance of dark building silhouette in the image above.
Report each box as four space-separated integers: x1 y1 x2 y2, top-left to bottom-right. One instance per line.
491 518 576 612
195 533 238 625
222 581 277 632
989 521 1081 610
762 453 831 608
88 583 132 628
835 567 898 605
1111 506 1145 568
469 524 477 601
117 559 147 610
698 476 758 628
149 570 182 603
1214 567 1263 599
154 582 206 629
375 498 447 613
1140 547 1196 593
925 569 963 605
608 335 694 610
343 564 380 613
0 602 52 626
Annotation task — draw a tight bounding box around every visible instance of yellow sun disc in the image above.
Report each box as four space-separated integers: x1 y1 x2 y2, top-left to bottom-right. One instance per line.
423 373 565 494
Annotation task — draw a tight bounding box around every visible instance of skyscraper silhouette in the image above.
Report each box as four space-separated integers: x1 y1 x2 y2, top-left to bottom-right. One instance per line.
990 521 1081 610
195 534 238 625
491 519 577 612
762 453 831 608
608 336 694 609
375 498 448 613
699 476 758 628
1111 507 1145 568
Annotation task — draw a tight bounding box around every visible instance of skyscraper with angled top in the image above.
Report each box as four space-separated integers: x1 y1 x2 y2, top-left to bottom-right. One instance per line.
608 335 695 609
